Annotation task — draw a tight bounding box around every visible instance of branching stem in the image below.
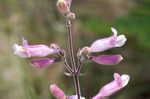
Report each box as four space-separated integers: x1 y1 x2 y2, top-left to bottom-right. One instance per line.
66 19 81 99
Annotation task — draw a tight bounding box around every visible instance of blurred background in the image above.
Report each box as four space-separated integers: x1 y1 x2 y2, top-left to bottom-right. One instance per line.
1 0 150 99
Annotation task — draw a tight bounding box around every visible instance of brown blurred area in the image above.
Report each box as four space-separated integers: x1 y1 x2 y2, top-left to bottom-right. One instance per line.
0 0 150 99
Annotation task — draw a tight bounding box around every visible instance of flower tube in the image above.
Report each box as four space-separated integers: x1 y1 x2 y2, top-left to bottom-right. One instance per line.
92 73 130 99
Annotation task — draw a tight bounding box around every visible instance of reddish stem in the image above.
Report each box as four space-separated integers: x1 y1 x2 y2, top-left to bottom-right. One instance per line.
66 19 81 99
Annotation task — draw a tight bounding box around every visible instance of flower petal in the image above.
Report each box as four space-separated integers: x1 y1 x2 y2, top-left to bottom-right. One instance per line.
90 55 123 65
89 27 126 53
89 37 116 53
115 35 127 47
89 28 117 53
121 74 130 87
31 58 55 68
50 84 66 99
92 73 130 99
22 38 28 47
26 45 58 57
13 43 28 58
68 95 85 99
111 27 117 37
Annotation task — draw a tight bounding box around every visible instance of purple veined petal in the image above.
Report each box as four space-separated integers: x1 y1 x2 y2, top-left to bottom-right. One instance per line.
50 84 66 99
31 58 56 68
90 55 123 65
92 73 130 99
89 27 127 53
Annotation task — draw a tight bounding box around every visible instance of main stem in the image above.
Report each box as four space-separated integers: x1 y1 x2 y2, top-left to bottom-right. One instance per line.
66 19 81 99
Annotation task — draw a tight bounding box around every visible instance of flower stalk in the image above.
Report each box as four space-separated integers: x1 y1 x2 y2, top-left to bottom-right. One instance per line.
66 19 81 99
13 0 130 98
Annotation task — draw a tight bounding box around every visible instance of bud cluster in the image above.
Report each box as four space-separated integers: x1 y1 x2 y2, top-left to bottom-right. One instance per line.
57 0 75 20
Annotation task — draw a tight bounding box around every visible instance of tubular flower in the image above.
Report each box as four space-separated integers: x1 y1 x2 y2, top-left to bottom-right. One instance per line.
50 84 85 99
31 58 56 68
13 38 60 58
92 73 130 99
90 55 123 65
78 27 126 65
89 27 126 53
50 84 66 99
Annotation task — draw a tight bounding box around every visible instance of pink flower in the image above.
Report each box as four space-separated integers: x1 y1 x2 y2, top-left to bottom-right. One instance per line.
50 84 66 99
50 84 85 99
13 39 59 58
90 55 123 65
89 27 126 53
78 27 126 65
31 58 56 68
92 73 130 99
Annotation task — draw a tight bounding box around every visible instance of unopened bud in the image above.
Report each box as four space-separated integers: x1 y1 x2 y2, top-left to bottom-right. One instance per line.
59 50 65 56
67 12 76 20
50 84 66 99
78 47 90 57
57 0 70 14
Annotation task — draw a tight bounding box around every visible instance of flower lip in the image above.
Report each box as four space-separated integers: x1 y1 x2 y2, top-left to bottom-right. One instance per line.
13 43 28 58
115 35 127 47
111 27 118 37
121 74 130 87
114 73 130 87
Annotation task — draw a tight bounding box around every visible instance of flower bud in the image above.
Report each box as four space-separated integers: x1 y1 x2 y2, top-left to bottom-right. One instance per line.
67 12 76 20
50 84 66 99
57 0 70 14
78 47 90 57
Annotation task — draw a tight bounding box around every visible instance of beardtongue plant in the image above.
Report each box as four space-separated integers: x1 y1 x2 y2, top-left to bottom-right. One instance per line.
13 0 130 99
